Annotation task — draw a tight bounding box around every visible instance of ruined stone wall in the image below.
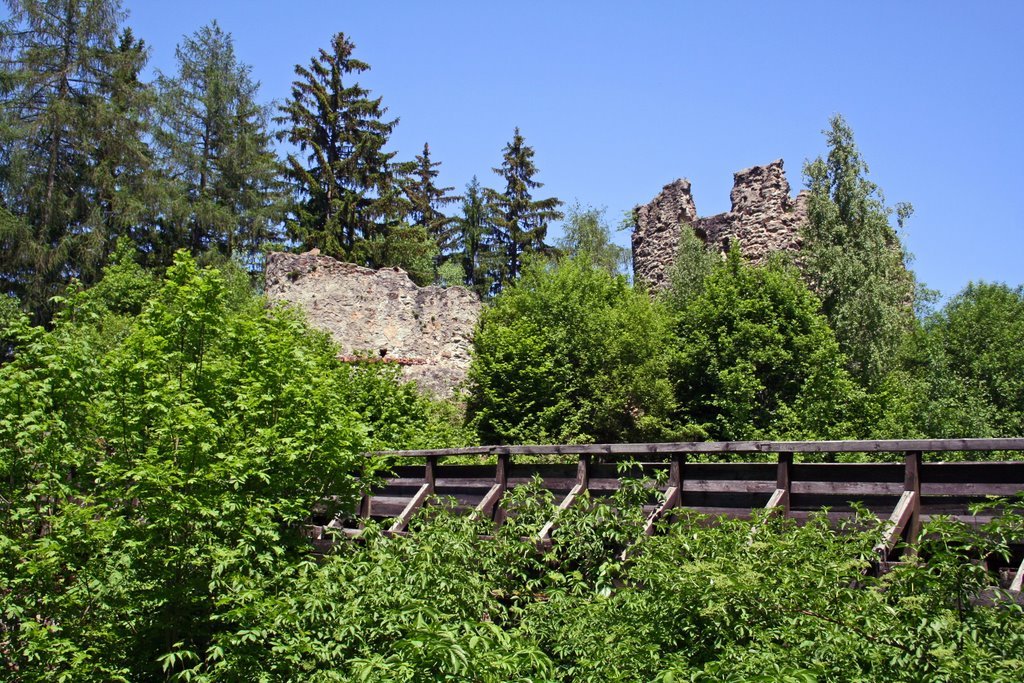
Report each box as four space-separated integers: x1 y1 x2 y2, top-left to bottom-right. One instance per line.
264 251 481 397
632 159 808 291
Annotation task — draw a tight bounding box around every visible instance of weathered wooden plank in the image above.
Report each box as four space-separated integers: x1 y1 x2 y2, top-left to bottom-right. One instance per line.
472 483 504 521
376 438 1024 458
904 451 922 550
537 483 584 543
776 452 792 516
358 494 371 528
434 477 505 489
765 488 786 510
1010 556 1024 593
681 479 776 494
921 483 1024 496
425 455 437 490
389 483 431 533
537 455 590 544
494 452 510 527
875 490 917 560
643 486 681 536
791 481 905 495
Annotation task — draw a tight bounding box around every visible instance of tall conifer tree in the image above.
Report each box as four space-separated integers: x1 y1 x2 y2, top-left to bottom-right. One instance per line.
457 176 496 297
0 0 148 321
276 33 401 262
402 142 459 257
154 21 281 265
485 128 562 291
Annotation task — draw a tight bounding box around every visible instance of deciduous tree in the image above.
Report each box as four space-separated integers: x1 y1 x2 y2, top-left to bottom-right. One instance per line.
801 115 916 387
670 248 865 441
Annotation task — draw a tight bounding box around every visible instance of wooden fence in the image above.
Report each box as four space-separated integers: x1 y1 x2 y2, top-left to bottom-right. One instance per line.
318 439 1024 588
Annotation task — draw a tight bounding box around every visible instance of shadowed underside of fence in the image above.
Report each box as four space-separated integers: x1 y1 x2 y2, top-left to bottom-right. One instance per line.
314 438 1024 588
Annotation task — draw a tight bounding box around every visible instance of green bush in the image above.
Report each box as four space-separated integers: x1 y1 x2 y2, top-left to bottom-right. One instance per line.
0 251 447 680
467 257 677 444
669 249 866 442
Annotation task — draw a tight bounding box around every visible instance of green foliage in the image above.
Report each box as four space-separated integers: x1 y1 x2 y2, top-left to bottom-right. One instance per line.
892 282 1024 439
670 248 865 441
153 21 283 266
556 204 629 275
468 257 676 444
802 115 916 388
0 0 150 322
402 142 460 260
357 223 439 287
663 223 718 308
276 32 402 263
126 485 1023 682
0 250 453 680
457 176 499 297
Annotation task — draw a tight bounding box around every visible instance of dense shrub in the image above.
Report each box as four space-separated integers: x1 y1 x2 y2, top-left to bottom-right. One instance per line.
669 249 865 441
0 251 457 680
467 257 677 444
154 484 1023 682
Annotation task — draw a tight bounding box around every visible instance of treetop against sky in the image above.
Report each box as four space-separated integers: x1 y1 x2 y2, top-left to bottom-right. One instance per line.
8 1 1022 297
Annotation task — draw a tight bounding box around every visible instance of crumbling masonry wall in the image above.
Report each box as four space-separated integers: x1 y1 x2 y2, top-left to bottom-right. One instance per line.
632 159 808 290
265 251 481 397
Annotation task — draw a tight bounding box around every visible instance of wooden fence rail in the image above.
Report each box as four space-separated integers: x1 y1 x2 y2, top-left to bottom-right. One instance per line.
318 439 1024 587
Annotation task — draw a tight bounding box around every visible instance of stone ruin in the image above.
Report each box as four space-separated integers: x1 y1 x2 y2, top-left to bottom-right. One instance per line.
264 251 481 398
632 159 808 291
263 160 807 397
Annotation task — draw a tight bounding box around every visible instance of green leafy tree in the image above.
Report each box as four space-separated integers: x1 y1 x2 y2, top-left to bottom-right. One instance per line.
485 128 563 292
153 21 282 265
467 257 676 444
360 222 439 286
277 32 402 262
802 115 916 387
0 0 150 321
556 203 629 275
0 248 470 679
670 248 865 441
662 222 719 308
896 282 1024 438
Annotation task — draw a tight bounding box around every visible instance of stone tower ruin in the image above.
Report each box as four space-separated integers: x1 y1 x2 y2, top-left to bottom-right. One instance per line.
632 159 808 290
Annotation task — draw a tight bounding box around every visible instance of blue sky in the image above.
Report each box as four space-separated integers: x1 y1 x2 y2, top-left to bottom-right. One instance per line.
114 2 1024 296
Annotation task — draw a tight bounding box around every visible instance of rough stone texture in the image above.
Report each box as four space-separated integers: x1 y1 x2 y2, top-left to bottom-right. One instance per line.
632 159 809 290
265 251 481 397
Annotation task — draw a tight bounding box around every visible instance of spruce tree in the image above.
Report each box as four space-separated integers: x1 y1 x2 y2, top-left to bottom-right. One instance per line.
276 32 402 262
457 176 497 297
485 128 563 291
402 142 459 258
92 28 157 257
153 21 281 266
801 115 916 387
0 0 148 321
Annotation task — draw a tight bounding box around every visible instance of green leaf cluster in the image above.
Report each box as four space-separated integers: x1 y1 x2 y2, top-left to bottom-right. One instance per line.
467 257 676 444
669 248 865 442
73 482 1021 682
0 250 456 679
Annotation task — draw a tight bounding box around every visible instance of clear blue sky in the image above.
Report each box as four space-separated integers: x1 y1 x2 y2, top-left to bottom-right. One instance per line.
123 2 1022 297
